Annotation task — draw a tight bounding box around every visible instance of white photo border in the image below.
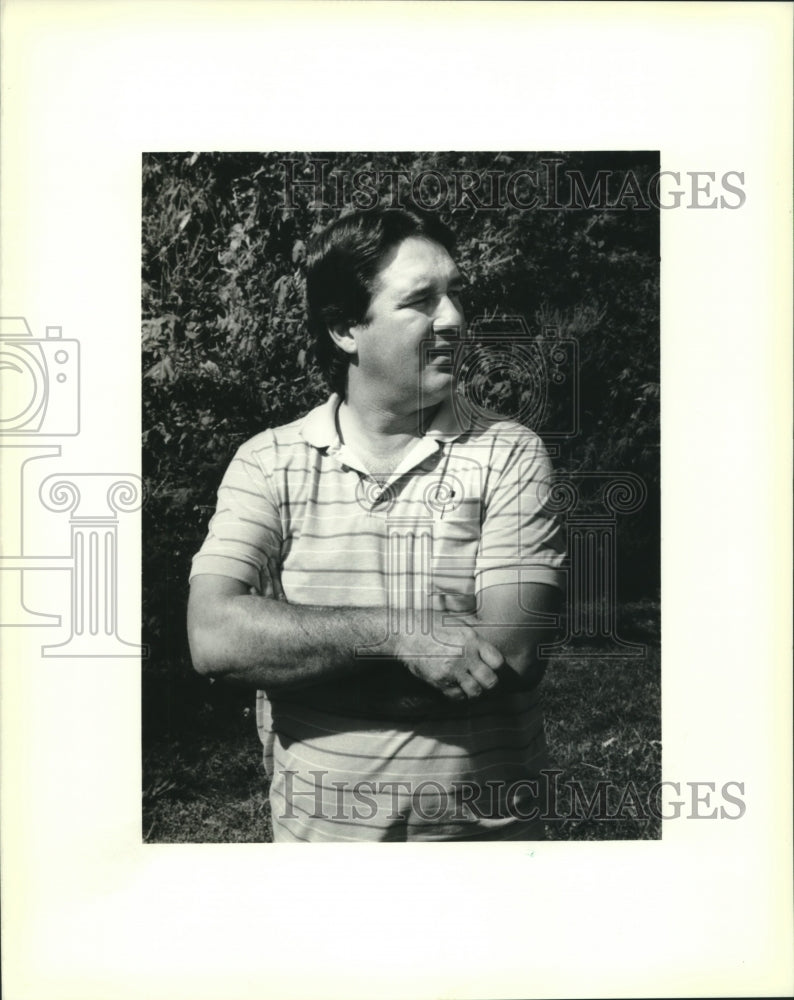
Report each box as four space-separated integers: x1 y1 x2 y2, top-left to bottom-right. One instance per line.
1 2 791 998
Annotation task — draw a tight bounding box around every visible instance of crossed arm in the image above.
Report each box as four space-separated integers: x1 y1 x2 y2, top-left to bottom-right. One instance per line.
187 569 561 703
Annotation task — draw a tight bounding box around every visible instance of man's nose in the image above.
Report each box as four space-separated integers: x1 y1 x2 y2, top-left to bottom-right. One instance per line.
433 294 465 331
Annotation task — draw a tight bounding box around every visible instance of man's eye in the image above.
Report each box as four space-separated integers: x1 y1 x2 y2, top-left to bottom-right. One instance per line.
403 287 463 308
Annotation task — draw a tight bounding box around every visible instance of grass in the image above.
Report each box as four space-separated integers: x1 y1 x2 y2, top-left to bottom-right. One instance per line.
142 598 660 843
143 726 271 843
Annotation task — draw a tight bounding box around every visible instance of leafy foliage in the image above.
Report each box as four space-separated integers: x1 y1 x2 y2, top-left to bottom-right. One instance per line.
142 151 660 730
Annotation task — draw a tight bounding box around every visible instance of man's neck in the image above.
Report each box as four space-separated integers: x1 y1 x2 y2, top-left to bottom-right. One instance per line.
337 390 441 455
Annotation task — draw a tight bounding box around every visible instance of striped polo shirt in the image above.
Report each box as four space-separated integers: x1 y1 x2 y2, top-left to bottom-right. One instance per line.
190 393 566 841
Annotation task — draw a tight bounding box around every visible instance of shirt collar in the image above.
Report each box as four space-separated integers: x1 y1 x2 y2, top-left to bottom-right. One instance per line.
299 394 343 449
299 392 471 451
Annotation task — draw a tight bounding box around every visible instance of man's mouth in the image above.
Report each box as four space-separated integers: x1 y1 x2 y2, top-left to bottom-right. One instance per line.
426 346 456 368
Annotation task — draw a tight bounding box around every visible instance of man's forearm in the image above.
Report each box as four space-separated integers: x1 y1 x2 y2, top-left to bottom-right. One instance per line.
448 583 563 687
188 571 523 708
189 591 388 689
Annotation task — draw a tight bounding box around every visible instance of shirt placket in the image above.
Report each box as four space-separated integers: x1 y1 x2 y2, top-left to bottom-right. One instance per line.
331 438 444 515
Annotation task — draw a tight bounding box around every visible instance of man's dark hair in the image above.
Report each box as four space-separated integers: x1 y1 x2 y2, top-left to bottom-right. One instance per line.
305 207 456 397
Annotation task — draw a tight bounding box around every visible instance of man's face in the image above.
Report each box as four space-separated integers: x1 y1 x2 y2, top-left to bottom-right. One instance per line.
346 236 467 411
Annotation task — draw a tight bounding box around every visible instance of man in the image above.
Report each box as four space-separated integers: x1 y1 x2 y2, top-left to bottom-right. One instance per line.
188 207 566 841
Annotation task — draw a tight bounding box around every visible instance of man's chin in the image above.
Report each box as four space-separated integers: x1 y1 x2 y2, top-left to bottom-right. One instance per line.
422 368 455 391
414 373 453 409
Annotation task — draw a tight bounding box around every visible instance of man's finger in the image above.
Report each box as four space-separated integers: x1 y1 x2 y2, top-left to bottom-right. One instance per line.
476 639 504 671
429 593 448 613
469 660 500 691
457 674 484 700
442 684 467 702
441 592 477 614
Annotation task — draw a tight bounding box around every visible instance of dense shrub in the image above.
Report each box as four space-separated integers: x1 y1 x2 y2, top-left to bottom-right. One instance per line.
142 151 660 731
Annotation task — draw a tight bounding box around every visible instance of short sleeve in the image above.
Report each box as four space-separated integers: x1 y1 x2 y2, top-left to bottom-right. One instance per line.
474 430 566 593
188 434 283 590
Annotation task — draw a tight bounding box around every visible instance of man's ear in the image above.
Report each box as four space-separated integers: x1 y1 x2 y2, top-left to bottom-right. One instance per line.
328 323 358 357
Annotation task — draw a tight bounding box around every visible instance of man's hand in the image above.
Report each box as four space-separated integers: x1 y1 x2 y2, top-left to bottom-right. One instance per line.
190 566 559 708
396 585 562 698
254 557 286 601
427 584 563 691
393 607 504 702
254 561 500 703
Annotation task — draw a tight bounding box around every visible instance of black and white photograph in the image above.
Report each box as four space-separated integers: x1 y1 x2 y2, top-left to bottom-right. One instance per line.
1 2 791 998
142 151 663 843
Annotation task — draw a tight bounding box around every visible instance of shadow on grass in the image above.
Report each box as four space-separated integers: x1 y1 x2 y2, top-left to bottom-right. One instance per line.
542 598 661 840
143 598 661 843
143 725 272 843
